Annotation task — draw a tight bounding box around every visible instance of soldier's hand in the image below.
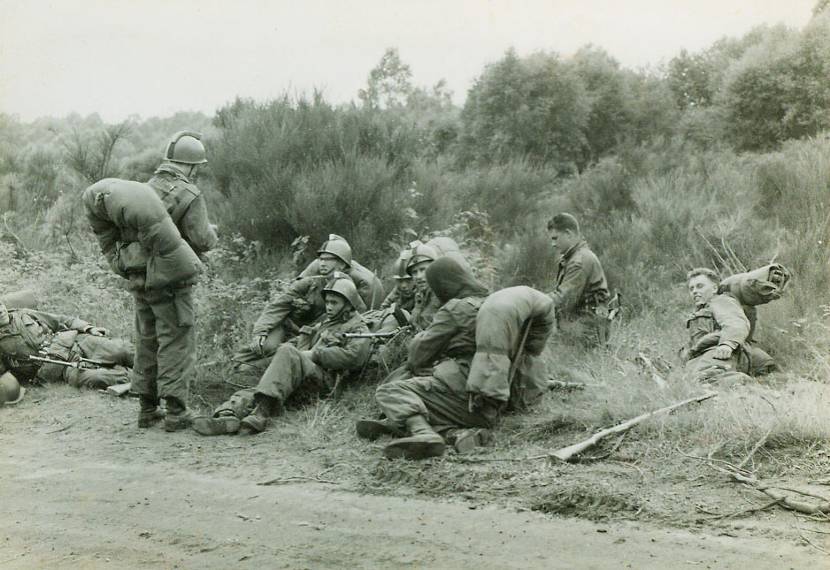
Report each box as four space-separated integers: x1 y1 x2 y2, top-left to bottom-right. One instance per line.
250 334 267 356
711 345 733 360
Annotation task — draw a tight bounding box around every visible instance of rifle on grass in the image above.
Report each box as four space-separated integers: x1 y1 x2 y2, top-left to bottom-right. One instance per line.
28 355 117 369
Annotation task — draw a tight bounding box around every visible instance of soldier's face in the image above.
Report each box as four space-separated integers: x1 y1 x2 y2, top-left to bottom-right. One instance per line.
324 293 347 318
396 278 415 297
688 275 717 306
318 254 346 276
549 228 575 254
409 262 431 289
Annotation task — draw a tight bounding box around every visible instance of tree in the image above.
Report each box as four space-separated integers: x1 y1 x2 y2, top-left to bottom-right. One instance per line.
358 48 414 109
63 121 132 183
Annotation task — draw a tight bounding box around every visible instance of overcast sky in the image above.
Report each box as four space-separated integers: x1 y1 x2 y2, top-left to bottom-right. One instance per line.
0 0 818 122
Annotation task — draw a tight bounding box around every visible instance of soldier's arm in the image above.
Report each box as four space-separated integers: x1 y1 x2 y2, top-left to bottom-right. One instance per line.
179 194 218 255
23 309 91 334
407 305 458 370
549 257 589 314
710 296 750 350
379 286 398 310
85 210 125 277
251 279 310 337
311 324 371 371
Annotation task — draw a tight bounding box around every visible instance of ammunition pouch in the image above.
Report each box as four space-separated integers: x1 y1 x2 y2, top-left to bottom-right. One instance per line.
115 241 149 274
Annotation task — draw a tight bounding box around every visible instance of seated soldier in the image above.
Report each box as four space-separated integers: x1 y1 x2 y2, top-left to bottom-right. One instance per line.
193 279 371 435
683 268 774 383
406 242 443 331
231 237 357 373
546 213 611 346
0 303 132 389
380 251 416 313
356 257 490 460
299 234 384 310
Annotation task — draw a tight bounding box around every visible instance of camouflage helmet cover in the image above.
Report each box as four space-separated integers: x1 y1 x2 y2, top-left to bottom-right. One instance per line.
323 278 362 310
164 131 208 165
317 236 352 268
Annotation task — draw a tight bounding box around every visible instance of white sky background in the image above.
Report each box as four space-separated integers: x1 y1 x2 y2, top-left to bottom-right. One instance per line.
0 0 818 122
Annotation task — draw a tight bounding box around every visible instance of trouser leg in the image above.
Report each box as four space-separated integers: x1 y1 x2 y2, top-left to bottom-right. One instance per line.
74 334 134 367
131 292 158 400
254 344 323 403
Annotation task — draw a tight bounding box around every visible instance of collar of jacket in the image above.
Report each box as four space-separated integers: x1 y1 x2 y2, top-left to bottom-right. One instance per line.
560 240 586 262
322 308 356 327
153 164 191 183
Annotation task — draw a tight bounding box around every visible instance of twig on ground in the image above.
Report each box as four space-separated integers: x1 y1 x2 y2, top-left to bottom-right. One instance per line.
737 427 773 471
698 499 783 521
45 421 76 434
793 512 830 554
257 475 338 486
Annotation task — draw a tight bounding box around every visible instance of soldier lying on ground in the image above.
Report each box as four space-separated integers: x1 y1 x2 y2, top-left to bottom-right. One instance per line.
299 234 385 310
546 213 611 346
231 237 360 373
355 257 492 460
0 303 132 389
193 279 371 435
683 268 775 383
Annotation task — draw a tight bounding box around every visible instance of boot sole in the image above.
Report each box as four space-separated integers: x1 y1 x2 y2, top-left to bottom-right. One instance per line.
384 440 446 460
137 412 164 429
453 429 493 455
239 417 269 433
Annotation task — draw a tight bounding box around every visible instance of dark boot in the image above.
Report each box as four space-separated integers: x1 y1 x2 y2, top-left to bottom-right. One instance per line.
240 395 280 434
446 428 494 454
383 415 445 460
163 397 193 432
192 412 241 436
355 418 405 441
137 396 164 429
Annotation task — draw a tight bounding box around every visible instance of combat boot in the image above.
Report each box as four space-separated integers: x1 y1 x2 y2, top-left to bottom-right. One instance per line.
137 396 164 429
447 428 494 455
192 412 241 436
383 415 446 460
240 395 281 434
355 418 405 441
163 397 193 432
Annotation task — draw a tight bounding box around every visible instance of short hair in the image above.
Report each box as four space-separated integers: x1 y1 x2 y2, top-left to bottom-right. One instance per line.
686 267 720 284
547 213 580 233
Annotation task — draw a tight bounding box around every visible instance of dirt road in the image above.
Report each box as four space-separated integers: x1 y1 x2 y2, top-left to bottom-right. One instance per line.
1 387 825 569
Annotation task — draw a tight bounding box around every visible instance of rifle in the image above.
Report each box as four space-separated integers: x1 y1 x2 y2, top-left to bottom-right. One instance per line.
28 355 116 369
342 328 409 339
607 292 622 321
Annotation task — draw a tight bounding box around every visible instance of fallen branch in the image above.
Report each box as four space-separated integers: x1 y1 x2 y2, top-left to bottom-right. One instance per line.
45 421 76 435
257 475 338 486
737 426 773 470
634 352 667 389
549 392 718 463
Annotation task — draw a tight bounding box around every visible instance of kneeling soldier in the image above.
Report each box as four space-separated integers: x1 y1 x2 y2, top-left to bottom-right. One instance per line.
194 279 371 435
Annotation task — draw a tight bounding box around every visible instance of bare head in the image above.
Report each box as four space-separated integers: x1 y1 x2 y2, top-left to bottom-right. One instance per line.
686 268 720 306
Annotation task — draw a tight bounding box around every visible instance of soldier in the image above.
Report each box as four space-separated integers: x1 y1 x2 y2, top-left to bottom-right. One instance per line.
356 257 490 460
0 303 132 389
683 268 774 383
379 251 416 313
83 131 217 431
231 238 355 370
547 213 610 346
193 278 371 435
406 242 442 331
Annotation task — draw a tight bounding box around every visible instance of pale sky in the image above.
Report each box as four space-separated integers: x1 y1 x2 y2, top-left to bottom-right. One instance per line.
0 0 818 122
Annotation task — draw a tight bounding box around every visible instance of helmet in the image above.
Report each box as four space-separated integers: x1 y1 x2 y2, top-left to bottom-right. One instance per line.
406 243 438 273
323 278 362 310
164 131 208 165
317 238 352 268
392 252 413 281
0 303 9 327
0 372 24 406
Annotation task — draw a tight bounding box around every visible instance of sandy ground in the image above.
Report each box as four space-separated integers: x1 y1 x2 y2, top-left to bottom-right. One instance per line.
1 386 827 569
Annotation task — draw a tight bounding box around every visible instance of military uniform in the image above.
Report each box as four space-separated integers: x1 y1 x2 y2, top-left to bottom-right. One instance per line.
683 293 773 382
379 285 416 313
0 307 132 388
549 240 610 345
375 261 492 434
210 308 371 421
231 275 336 372
129 166 217 405
409 286 441 331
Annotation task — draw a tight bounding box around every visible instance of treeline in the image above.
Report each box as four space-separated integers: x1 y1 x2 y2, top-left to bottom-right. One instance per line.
0 6 829 323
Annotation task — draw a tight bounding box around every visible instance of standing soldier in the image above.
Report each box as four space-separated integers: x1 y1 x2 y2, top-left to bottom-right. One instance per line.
546 213 610 346
83 131 217 432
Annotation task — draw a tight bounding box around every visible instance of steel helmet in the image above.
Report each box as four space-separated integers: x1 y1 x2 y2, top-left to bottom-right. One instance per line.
164 131 208 165
406 243 438 274
0 372 24 406
317 237 352 268
323 278 361 310
393 252 413 281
